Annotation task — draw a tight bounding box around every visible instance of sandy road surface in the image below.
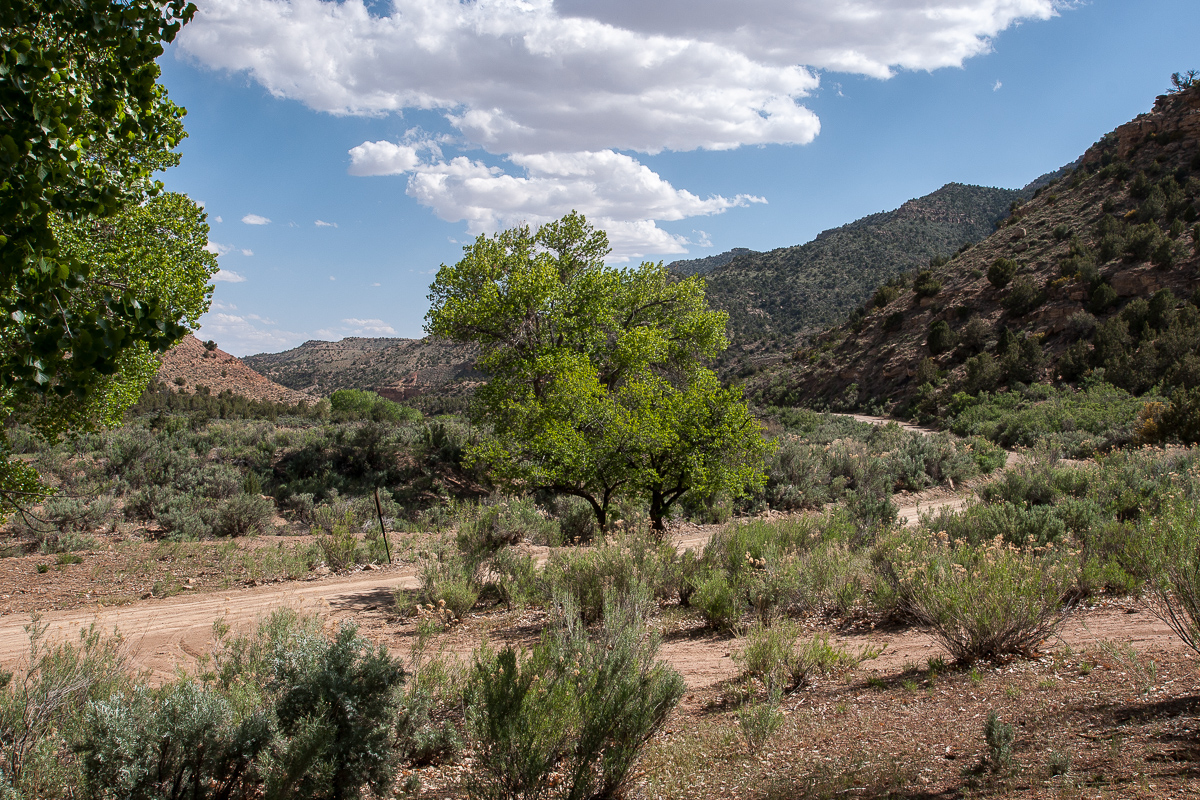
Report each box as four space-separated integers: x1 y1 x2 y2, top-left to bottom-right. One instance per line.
0 566 421 682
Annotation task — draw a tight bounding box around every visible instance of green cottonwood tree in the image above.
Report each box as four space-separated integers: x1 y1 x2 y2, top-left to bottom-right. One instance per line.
1 0 213 517
426 212 769 532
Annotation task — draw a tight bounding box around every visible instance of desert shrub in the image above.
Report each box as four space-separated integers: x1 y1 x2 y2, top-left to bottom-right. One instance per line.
957 316 992 355
0 622 130 798
789 632 864 687
1089 282 1118 314
736 622 862 694
488 547 539 610
124 486 214 540
703 517 822 578
464 585 684 800
920 502 1068 549
5 613 405 800
251 620 405 800
1152 237 1182 269
10 494 108 553
987 258 1018 289
983 712 1015 774
395 624 463 767
553 495 599 544
418 539 481 620
737 690 783 752
763 438 830 511
1129 170 1152 199
1131 498 1200 655
912 270 942 298
882 311 904 333
199 613 405 800
285 492 316 524
927 320 956 354
457 496 557 557
735 621 796 689
961 353 1001 394
1160 386 1200 443
889 532 1077 662
947 383 1146 457
976 452 1089 508
1124 222 1162 261
871 284 901 308
1002 277 1045 317
965 436 1008 473
81 681 272 800
1066 311 1097 340
541 530 676 623
692 571 740 631
317 519 361 572
211 493 274 537
886 433 977 492
697 516 870 622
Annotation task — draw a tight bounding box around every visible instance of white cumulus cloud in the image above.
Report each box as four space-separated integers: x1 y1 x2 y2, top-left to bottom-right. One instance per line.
349 144 763 259
554 1 1061 79
180 0 1060 155
180 0 1064 255
314 219 338 227
242 213 271 225
179 0 822 155
198 311 302 354
342 318 398 335
212 269 248 283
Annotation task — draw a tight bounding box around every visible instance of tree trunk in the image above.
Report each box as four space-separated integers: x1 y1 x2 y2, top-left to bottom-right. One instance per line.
649 490 666 536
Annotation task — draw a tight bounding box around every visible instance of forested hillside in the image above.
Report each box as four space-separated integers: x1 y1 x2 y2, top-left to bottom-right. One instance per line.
698 183 1026 373
750 82 1200 448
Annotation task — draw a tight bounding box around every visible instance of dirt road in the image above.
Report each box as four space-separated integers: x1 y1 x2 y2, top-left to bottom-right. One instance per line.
0 415 1092 687
2 528 1187 692
0 565 421 682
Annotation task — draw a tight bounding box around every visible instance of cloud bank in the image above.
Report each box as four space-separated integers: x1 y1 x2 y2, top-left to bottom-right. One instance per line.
349 143 763 258
181 0 1062 255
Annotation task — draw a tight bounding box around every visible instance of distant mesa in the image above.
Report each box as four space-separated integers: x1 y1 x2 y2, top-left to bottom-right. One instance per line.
242 336 481 402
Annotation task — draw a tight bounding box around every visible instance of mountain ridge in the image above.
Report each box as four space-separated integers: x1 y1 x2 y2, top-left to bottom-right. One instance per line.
746 85 1200 412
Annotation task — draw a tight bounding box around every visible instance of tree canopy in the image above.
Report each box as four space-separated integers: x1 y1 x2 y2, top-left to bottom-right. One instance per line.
426 212 769 531
1 0 213 517
2 0 198 398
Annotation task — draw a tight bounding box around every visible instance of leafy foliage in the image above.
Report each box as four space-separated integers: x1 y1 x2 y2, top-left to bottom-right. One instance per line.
1 2 215 521
427 212 769 531
463 584 684 800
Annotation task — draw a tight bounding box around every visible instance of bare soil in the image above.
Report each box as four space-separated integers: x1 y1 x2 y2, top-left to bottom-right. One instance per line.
3 421 1195 797
2 527 1197 799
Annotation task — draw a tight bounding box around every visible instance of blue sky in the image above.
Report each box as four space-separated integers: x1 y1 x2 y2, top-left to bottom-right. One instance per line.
159 0 1200 355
